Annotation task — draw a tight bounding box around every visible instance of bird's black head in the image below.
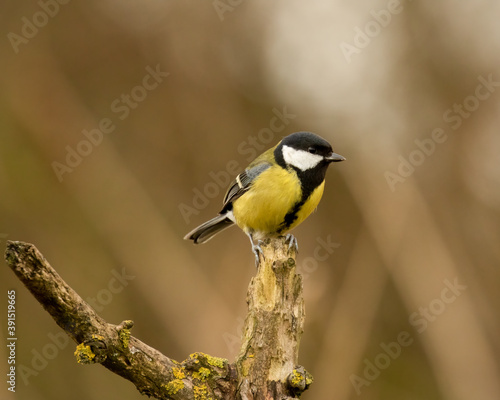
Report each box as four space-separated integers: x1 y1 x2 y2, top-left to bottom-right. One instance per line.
274 131 345 172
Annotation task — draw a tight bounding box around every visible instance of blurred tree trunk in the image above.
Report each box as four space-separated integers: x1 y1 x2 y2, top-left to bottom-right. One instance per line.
4 238 311 400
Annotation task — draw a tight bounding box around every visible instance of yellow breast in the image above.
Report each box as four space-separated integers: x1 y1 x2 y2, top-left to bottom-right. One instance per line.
232 165 325 238
290 180 325 231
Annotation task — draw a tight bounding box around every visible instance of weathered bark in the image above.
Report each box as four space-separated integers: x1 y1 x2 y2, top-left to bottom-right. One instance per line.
236 238 312 399
4 239 311 399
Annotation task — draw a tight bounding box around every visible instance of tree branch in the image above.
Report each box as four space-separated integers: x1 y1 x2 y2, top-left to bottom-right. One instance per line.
236 239 312 398
5 239 311 399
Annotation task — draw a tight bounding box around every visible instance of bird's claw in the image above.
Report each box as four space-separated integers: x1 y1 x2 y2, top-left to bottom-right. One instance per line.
285 234 299 253
252 241 265 267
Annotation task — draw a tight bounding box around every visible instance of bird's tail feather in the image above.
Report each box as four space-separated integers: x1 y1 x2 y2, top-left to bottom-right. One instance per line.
184 214 234 244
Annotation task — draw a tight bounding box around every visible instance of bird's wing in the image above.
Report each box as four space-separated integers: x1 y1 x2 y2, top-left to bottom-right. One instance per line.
222 162 271 210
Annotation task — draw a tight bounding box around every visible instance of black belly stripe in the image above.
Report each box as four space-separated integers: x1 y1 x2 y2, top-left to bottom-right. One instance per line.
277 164 329 234
279 200 304 233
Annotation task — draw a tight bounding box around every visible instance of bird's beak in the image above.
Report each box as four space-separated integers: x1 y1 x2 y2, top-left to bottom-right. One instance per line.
325 152 346 162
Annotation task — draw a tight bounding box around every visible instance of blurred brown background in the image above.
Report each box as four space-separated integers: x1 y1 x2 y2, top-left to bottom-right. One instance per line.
1 1 500 399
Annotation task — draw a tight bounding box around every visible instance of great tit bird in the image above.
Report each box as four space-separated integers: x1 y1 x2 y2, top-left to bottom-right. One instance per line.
184 131 345 264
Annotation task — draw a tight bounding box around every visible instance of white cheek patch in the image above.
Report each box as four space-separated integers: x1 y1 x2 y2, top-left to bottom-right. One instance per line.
282 145 323 171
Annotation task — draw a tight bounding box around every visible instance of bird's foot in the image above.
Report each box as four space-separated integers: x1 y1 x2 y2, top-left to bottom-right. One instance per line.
247 232 266 268
251 241 265 267
285 234 299 254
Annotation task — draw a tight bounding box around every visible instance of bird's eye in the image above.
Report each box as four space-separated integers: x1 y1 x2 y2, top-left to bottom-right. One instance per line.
308 147 317 154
